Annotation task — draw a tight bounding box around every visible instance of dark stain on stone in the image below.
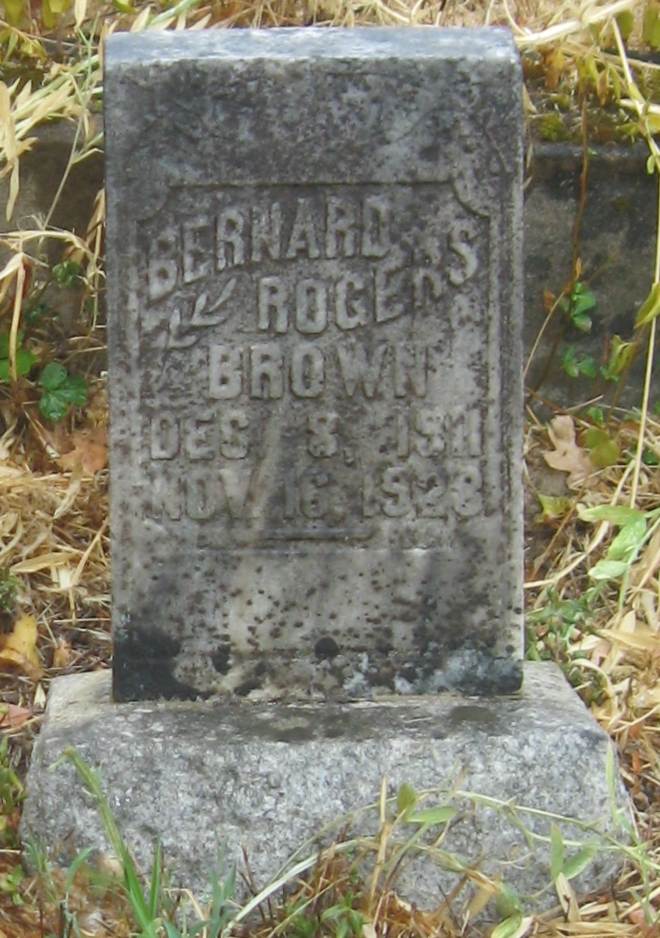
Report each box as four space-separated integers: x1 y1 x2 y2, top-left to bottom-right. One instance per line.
235 677 262 697
323 718 346 739
315 636 340 659
579 727 605 748
447 705 500 732
211 644 231 674
271 724 314 742
113 645 200 703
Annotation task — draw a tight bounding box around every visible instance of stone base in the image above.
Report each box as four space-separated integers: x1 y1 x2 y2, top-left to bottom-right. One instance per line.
22 663 631 916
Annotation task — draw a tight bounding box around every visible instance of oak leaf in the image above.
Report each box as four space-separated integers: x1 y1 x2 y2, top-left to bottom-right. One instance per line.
543 416 594 488
57 427 108 474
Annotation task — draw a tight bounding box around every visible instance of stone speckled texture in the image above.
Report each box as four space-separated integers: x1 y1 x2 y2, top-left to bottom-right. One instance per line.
105 28 524 702
22 663 629 914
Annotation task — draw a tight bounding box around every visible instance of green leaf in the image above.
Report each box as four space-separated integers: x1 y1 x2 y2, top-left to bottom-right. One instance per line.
643 4 660 50
491 912 523 938
494 884 521 919
589 559 629 581
433 849 466 873
578 356 598 379
59 374 88 406
571 312 592 333
608 518 647 562
39 393 68 423
0 348 35 382
615 11 634 40
39 362 67 390
550 824 564 882
52 260 82 287
584 428 620 468
396 783 417 816
64 847 95 894
635 281 660 328
563 846 596 880
570 283 597 317
537 494 572 521
562 346 598 380
602 335 636 381
38 367 87 421
579 505 645 526
2 0 25 26
15 348 36 377
406 805 457 826
24 302 51 326
0 331 25 358
147 840 162 920
586 406 604 426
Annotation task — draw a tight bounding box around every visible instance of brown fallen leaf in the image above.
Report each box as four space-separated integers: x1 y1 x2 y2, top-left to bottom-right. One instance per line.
52 637 73 670
0 614 43 680
57 427 108 474
543 415 594 488
0 703 32 730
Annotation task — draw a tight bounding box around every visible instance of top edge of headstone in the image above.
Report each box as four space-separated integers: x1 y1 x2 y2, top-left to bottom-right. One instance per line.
105 26 518 66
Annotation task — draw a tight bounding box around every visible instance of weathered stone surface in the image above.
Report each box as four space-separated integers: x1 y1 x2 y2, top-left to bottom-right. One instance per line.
22 663 629 915
105 28 524 701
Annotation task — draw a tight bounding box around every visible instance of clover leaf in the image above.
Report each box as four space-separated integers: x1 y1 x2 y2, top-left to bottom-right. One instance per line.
38 363 88 422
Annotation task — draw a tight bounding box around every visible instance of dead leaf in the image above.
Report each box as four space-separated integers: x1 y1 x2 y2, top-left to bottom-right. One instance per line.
0 703 32 729
627 908 659 937
33 683 47 709
555 872 580 922
601 625 660 654
543 415 594 488
57 427 108 474
52 638 73 670
0 614 42 679
10 551 77 574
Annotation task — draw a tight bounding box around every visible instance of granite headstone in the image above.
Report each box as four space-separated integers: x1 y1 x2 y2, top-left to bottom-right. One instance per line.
105 27 524 701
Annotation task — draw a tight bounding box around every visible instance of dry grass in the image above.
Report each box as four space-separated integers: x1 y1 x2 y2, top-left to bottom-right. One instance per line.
0 0 658 936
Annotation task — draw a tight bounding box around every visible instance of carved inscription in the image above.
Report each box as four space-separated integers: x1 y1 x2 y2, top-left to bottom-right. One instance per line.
137 184 492 542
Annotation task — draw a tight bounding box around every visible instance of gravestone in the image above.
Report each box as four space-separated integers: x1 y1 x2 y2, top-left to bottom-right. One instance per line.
22 27 630 913
106 27 523 702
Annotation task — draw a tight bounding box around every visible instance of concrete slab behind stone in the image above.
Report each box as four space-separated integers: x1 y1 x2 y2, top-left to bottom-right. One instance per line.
22 662 631 917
